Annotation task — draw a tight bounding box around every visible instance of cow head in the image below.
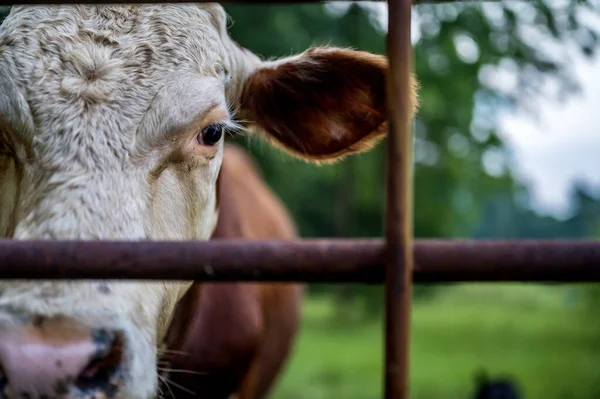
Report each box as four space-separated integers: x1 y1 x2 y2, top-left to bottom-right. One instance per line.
0 4 418 399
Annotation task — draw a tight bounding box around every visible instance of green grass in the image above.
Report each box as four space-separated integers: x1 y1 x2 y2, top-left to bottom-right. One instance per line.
271 284 600 399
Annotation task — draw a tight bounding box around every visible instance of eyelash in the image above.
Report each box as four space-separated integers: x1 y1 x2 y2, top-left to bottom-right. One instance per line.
197 120 239 147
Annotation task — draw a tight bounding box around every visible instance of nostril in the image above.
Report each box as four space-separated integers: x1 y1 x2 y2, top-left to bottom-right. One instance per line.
74 329 124 395
0 319 127 398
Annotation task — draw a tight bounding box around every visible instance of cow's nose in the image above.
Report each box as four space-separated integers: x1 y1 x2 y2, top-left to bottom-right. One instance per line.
0 316 123 398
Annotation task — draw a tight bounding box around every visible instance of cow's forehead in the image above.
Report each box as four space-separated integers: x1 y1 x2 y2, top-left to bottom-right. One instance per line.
1 4 229 71
0 4 232 160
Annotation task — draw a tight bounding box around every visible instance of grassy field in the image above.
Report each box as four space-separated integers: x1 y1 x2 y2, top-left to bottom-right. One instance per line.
271 284 600 399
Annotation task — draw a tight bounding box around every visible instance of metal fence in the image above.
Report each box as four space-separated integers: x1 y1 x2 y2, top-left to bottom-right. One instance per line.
0 1 599 399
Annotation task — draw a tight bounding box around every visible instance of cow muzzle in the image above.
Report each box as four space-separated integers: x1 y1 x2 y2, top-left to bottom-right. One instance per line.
0 316 124 398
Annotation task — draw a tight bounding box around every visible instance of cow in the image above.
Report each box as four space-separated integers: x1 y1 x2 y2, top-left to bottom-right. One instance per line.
162 142 304 399
0 4 419 399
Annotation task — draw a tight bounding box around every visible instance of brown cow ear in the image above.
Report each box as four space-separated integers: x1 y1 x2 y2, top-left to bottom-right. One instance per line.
239 46 419 163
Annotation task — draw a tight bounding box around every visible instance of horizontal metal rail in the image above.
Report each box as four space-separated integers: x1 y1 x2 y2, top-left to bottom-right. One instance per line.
0 239 598 282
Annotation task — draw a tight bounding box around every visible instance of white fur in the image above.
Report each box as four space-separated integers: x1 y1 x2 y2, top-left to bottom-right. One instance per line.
0 4 260 399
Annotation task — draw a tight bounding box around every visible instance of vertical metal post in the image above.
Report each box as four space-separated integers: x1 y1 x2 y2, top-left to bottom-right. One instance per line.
384 0 414 399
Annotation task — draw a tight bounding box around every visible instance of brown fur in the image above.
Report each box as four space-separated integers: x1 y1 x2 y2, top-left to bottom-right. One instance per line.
164 142 303 399
241 47 419 163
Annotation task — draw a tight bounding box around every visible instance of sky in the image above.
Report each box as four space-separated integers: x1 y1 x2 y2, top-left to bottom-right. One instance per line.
498 51 600 219
329 1 600 220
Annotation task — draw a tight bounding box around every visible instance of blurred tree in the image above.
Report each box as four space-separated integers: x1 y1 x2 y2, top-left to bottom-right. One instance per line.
224 0 597 238
224 1 598 317
0 6 8 23
473 182 600 239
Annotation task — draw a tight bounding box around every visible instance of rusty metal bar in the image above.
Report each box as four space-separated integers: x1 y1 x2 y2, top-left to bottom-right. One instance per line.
0 239 599 282
384 0 413 399
0 239 382 281
414 240 600 283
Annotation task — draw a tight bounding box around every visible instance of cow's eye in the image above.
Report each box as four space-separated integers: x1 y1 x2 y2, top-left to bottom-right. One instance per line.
198 124 223 146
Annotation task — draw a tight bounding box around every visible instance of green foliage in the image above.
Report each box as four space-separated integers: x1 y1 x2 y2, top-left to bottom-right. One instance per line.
0 6 9 23
223 1 598 243
474 183 600 239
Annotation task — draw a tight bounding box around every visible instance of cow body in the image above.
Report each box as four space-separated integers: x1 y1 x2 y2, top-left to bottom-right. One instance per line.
0 4 417 398
164 142 303 399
